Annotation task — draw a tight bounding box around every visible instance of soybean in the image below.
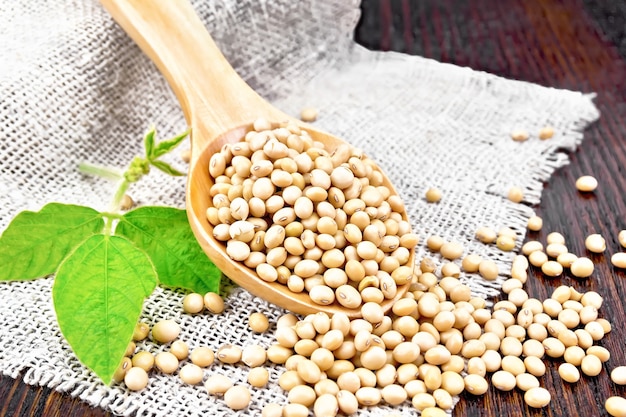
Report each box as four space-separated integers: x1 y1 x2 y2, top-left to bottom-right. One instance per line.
606 397 626 417
570 257 594 278
133 322 150 341
611 253 626 268
492 370 516 391
611 366 626 385
182 293 205 314
425 187 442 203
559 363 580 383
152 320 180 343
585 233 606 253
190 347 215 368
124 367 149 391
581 354 603 376
205 374 233 395
224 385 251 410
204 292 225 313
179 363 204 385
575 175 598 192
249 312 270 332
524 387 551 408
170 340 189 360
155 352 179 374
463 374 488 395
527 216 543 231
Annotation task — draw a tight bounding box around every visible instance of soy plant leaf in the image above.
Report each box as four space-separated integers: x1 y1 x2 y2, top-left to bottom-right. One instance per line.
116 206 221 294
52 234 157 384
150 129 189 159
0 203 104 281
143 127 156 160
149 159 185 177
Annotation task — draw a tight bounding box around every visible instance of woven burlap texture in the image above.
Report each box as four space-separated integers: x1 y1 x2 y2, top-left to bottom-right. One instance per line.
0 0 599 416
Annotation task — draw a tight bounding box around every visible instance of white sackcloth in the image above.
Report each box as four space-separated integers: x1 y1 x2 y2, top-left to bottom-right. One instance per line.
0 0 599 416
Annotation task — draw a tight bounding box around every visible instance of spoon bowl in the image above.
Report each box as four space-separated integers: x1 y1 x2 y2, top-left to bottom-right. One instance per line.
100 0 414 317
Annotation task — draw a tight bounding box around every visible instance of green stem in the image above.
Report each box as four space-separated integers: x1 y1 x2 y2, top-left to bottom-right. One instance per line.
103 215 115 236
110 180 130 212
101 212 123 220
78 162 123 181
101 212 124 235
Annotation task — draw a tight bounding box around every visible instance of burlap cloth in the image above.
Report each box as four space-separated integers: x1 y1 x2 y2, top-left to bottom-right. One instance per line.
0 0 599 416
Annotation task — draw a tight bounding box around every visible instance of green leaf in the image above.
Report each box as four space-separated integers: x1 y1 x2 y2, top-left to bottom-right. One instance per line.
143 127 156 160
116 206 221 294
52 234 157 384
0 203 104 281
149 159 185 177
150 130 189 159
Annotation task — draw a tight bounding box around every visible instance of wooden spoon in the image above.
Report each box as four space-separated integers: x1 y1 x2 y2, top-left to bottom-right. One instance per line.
100 0 414 317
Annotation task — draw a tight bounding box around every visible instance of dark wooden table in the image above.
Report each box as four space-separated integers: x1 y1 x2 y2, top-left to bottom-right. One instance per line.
2 0 625 415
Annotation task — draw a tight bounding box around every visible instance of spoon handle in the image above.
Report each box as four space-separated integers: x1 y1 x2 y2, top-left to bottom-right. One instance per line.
100 0 286 148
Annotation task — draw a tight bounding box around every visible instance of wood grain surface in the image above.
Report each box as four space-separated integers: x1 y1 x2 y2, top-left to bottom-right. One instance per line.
2 0 625 415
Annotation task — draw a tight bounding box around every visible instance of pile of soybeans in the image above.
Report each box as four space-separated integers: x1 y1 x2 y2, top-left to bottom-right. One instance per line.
205 118 418 310
114 120 626 417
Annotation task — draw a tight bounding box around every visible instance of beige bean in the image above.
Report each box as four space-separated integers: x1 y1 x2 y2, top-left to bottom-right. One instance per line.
441 370 465 396
336 390 359 414
528 251 548 267
313 393 338 417
611 366 626 385
521 240 543 255
217 345 242 364
224 385 251 410
524 387 551 408
492 370 516 391
581 354 603 376
463 374 488 395
559 363 580 383
460 254 481 273
241 345 267 367
152 320 180 344
501 355 526 376
611 253 626 268
541 260 563 277
557 252 578 268
527 215 543 231
412 392 437 411
155 352 179 374
190 347 215 368
179 363 204 385
262 404 283 417
425 187 442 203
475 227 497 244
440 242 464 260
467 357 487 377
570 257 594 278
131 351 154 373
334 284 362 308
606 397 626 417
381 384 407 405
524 356 546 377
169 340 189 360
478 260 499 280
359 346 387 370
204 374 233 395
355 386 382 406
516 373 540 391
575 175 598 192
182 293 205 314
546 232 566 244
